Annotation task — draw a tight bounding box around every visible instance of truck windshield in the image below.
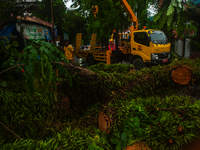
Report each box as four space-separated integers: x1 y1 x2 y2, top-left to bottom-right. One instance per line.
149 30 169 44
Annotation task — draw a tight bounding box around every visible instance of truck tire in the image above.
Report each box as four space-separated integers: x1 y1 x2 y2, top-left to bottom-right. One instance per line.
87 55 95 66
133 58 144 70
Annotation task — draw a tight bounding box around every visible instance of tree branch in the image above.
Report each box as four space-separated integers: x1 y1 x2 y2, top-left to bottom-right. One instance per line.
51 62 99 80
0 121 22 140
0 2 20 18
0 61 99 80
158 107 186 114
0 3 34 29
0 57 6 61
157 107 200 120
17 51 24 65
0 64 25 75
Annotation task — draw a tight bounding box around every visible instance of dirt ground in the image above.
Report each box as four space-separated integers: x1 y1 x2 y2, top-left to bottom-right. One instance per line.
182 139 200 150
189 51 200 60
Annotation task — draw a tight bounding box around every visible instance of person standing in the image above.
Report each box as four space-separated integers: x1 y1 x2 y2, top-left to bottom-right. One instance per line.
64 39 74 63
108 39 116 63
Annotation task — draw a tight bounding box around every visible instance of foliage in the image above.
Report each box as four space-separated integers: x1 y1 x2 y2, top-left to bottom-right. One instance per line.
0 36 21 75
33 0 66 24
153 0 200 44
1 39 72 99
0 125 111 150
140 95 200 150
0 0 18 24
69 0 157 44
110 111 146 149
153 0 187 29
87 62 134 74
0 87 54 141
1 81 200 150
86 59 200 96
32 0 88 45
63 10 88 45
105 94 200 150
1 58 200 149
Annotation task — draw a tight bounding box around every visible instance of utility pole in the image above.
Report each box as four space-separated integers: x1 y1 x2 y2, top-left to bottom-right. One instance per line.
50 0 55 44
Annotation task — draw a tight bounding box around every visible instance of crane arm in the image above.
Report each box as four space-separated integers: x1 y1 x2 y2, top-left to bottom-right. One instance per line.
119 0 138 32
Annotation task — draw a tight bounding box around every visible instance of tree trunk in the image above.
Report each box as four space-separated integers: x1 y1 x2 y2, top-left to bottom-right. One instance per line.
52 62 99 80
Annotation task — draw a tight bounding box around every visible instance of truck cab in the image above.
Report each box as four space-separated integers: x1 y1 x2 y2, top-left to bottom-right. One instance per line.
130 29 171 66
116 28 170 69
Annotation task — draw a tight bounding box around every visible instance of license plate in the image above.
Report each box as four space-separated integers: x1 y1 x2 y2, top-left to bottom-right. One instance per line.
163 59 168 63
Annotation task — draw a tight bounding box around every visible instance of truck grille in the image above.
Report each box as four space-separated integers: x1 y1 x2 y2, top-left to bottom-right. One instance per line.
156 52 169 59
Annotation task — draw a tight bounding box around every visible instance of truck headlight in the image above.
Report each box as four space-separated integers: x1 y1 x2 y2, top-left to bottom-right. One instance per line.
151 54 158 59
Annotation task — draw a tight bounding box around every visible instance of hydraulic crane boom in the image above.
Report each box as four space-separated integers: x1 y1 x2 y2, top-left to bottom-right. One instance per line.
119 0 138 33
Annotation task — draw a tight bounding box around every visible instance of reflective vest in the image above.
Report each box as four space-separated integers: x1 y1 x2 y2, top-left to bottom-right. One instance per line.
108 45 116 57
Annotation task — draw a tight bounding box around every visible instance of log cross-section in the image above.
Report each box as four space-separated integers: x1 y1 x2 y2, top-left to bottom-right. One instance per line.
171 65 192 85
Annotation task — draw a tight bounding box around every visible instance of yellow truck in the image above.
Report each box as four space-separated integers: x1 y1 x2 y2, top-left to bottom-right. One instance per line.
75 0 171 69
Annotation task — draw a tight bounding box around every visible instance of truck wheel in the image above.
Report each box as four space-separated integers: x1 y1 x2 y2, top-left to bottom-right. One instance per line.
133 58 144 70
87 55 95 66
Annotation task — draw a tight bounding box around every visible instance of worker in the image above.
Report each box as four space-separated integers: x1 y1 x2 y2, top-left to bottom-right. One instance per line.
64 39 74 63
108 39 116 63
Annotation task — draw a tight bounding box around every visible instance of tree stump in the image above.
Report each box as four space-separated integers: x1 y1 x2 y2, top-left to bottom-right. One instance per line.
124 141 151 150
171 65 192 85
98 111 111 133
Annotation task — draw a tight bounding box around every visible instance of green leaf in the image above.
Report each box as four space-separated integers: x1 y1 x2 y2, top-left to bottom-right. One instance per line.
171 0 178 7
12 41 18 47
153 6 165 22
68 75 72 88
64 71 69 78
139 106 142 112
133 122 140 128
178 2 182 8
24 45 33 50
167 4 174 16
11 48 19 56
177 7 181 14
113 132 120 138
137 128 143 137
134 117 140 123
128 121 135 128
121 132 128 143
116 143 121 150
110 138 119 144
159 10 168 29
29 53 37 60
30 48 38 55
57 133 61 139
177 0 182 2
130 118 134 122
40 46 46 52
1 81 7 87
88 142 95 150
127 137 133 145
34 40 40 44
167 11 175 27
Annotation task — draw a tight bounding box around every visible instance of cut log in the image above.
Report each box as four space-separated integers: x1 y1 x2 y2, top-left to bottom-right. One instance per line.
98 111 111 133
171 65 192 85
125 141 151 150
